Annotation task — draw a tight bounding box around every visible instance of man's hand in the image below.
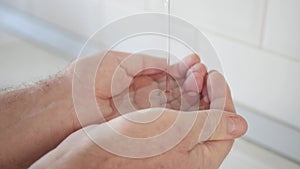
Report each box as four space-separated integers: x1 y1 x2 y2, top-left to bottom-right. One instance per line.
69 51 209 129
0 51 208 168
0 50 246 169
30 71 247 169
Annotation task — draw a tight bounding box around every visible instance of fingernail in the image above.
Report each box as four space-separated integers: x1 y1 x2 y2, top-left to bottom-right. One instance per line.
203 95 209 103
227 117 237 134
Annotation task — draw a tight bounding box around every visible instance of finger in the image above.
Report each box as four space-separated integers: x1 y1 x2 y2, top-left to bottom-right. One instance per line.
201 110 248 141
131 109 246 143
168 54 200 79
180 62 207 111
198 71 247 166
201 71 240 143
107 108 245 142
206 71 235 112
183 63 207 93
151 109 247 152
182 110 247 144
178 110 247 163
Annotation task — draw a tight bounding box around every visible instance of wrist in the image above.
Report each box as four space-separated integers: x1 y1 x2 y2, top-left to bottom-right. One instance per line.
58 67 81 132
0 69 79 168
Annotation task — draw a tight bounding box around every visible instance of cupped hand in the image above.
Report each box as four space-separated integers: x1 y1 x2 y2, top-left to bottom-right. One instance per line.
30 71 247 169
69 51 209 129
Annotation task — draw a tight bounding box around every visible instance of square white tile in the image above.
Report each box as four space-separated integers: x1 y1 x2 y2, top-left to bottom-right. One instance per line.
263 0 300 61
0 31 20 46
171 0 265 45
2 0 106 38
0 32 70 89
205 32 300 129
1 0 31 11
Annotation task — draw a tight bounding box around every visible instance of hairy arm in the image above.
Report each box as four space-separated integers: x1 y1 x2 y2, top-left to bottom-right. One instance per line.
0 51 236 169
0 74 76 169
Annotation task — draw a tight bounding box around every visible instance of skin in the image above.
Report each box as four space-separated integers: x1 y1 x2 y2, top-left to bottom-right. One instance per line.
69 51 210 127
30 70 247 169
0 74 74 169
0 51 247 169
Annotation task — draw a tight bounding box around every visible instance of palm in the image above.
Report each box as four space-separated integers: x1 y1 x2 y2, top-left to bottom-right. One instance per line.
33 63 244 169
40 108 231 169
93 51 209 121
96 143 227 169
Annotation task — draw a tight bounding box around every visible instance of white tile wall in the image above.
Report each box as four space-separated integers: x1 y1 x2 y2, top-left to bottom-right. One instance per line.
1 0 30 10
205 32 300 129
1 0 300 164
3 0 299 129
2 0 147 38
263 0 300 61
221 139 300 169
0 34 71 89
171 0 265 45
2 0 105 38
100 0 145 26
1 31 298 168
0 31 19 45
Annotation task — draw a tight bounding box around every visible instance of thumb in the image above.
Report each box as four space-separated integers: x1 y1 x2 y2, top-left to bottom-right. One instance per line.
206 70 235 112
182 71 247 169
196 110 247 142
195 71 247 142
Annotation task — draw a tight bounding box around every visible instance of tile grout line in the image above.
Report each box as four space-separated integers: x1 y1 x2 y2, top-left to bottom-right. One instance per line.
2 3 299 64
1 3 300 164
198 25 300 64
241 138 300 166
258 0 269 48
236 104 300 164
235 101 300 132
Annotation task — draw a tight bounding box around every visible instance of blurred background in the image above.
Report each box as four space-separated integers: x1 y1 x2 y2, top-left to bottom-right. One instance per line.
0 0 299 168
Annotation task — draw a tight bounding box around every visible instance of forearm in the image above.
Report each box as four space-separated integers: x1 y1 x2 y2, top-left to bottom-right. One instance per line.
0 73 76 168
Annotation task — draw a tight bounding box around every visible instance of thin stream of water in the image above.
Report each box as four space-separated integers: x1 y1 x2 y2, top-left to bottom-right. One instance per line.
164 0 171 94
